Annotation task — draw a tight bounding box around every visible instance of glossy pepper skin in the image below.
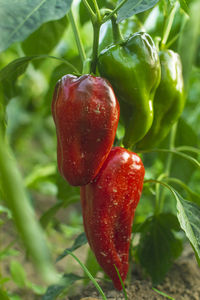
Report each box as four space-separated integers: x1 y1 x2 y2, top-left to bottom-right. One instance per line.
136 49 185 150
80 147 145 290
98 32 161 147
52 74 120 186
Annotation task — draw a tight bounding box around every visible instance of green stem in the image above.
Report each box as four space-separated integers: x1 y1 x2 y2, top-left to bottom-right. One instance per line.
161 1 179 47
103 0 128 23
92 0 101 21
66 250 107 300
90 22 101 74
83 0 96 20
155 173 167 215
68 10 86 65
111 15 124 44
138 148 200 169
0 131 58 283
176 146 200 155
160 124 177 211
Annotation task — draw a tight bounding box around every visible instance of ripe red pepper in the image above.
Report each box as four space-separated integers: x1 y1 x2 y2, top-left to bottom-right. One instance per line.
52 74 120 186
80 147 145 290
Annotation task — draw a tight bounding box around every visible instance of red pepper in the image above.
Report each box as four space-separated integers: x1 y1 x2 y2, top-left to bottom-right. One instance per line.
80 147 145 290
52 74 120 186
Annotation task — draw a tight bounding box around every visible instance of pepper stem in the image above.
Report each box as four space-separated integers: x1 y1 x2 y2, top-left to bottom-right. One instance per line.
111 15 124 44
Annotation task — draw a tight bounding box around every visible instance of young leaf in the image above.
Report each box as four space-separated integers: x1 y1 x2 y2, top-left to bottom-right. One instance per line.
137 213 183 284
0 0 73 52
22 17 68 56
117 0 159 23
176 192 200 264
56 232 87 262
42 273 82 300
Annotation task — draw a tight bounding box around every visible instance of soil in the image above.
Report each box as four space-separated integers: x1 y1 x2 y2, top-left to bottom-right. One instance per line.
1 197 200 300
70 245 200 300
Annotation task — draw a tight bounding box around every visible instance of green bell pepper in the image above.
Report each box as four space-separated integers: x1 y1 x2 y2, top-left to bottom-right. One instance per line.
98 32 161 147
136 49 185 150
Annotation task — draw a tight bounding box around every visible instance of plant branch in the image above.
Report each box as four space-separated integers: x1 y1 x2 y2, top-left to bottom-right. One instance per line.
103 0 128 23
68 9 86 64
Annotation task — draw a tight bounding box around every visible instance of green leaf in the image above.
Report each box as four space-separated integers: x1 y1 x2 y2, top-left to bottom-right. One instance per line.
22 17 68 56
117 0 159 23
40 201 63 229
0 56 78 106
10 261 27 288
42 273 82 300
137 213 183 284
0 0 73 52
178 0 200 86
179 0 189 14
170 118 199 184
176 192 200 264
56 172 80 205
56 232 87 262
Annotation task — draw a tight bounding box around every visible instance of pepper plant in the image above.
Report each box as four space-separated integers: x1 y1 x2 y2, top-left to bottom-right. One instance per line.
0 0 200 299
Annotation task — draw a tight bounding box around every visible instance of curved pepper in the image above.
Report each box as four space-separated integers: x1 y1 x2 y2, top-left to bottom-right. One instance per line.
80 147 145 290
136 49 185 150
98 32 161 147
52 74 120 186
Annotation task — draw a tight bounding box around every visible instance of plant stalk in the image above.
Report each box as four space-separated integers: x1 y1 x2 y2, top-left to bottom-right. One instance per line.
68 9 86 65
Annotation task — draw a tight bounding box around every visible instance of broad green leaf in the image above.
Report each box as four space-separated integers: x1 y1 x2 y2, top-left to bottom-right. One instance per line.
117 0 160 23
176 192 200 264
22 17 68 56
137 213 183 284
56 232 87 262
10 261 27 288
0 0 73 52
42 273 82 300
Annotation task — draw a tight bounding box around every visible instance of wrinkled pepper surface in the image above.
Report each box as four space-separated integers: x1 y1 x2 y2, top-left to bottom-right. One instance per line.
80 147 145 290
98 32 161 147
136 49 185 150
52 74 120 186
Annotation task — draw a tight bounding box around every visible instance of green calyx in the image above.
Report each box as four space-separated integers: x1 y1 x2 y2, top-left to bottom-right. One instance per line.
136 49 185 150
98 32 161 148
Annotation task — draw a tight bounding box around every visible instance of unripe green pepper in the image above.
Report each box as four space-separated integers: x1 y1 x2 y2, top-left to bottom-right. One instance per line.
136 49 185 150
98 32 161 147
